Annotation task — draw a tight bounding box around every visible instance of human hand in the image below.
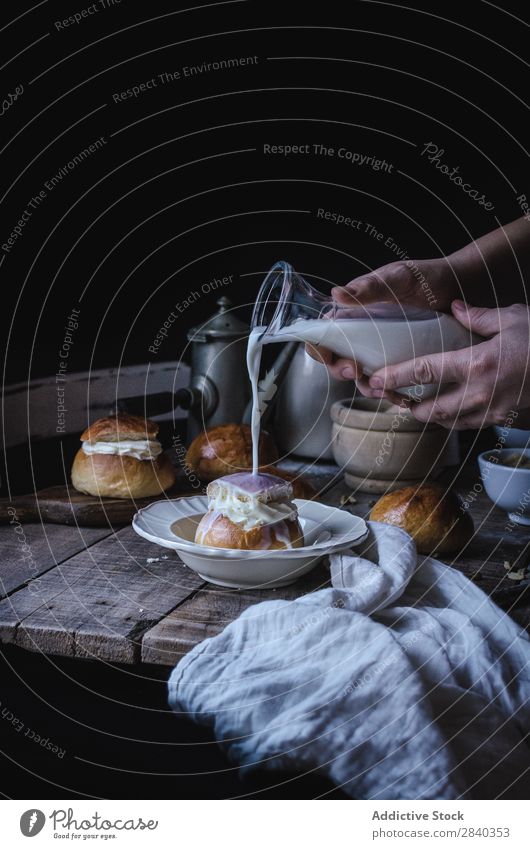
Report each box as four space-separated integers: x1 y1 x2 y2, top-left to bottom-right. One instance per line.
331 257 459 312
358 301 530 430
307 257 460 379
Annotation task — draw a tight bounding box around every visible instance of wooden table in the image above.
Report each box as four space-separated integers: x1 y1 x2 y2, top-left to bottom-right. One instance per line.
1 460 529 669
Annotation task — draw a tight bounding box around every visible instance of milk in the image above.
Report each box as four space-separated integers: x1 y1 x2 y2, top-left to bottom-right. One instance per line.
247 314 476 474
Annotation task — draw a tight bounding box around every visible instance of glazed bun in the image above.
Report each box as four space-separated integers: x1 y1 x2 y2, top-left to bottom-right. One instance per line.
197 513 304 551
195 471 304 551
370 482 473 554
185 424 278 481
71 414 175 499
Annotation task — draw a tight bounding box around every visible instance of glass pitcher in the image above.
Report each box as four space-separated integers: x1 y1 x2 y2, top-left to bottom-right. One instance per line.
250 261 477 385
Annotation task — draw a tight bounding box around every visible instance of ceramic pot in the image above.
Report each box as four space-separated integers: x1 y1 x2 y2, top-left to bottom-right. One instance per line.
330 396 455 493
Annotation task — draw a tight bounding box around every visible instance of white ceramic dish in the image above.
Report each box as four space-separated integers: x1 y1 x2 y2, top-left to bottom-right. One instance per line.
478 449 530 525
493 425 530 449
132 496 368 588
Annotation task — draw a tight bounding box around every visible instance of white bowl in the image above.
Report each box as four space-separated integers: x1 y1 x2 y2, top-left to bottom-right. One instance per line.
493 425 530 449
132 496 368 588
478 449 530 525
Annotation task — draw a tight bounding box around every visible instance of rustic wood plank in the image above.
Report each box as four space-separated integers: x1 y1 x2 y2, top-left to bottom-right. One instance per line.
0 460 340 666
0 522 112 600
4 360 189 448
322 476 377 516
4 459 528 668
0 527 203 663
141 561 330 665
0 472 196 527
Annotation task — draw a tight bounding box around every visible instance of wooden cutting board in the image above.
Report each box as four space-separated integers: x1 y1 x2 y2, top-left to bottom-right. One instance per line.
0 479 199 527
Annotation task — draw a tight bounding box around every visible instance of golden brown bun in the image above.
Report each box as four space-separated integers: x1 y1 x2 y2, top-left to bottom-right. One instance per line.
370 482 473 555
81 414 158 443
196 512 304 550
71 448 175 499
185 424 278 481
259 466 317 501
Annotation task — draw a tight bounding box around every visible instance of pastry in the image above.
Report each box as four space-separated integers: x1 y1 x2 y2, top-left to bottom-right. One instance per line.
71 414 175 499
185 423 278 481
370 482 473 554
194 471 304 550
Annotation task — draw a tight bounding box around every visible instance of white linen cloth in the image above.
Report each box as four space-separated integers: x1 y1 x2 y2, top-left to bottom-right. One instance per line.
168 522 530 798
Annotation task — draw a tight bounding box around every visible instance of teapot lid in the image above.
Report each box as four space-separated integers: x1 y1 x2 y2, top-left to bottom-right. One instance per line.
187 296 248 342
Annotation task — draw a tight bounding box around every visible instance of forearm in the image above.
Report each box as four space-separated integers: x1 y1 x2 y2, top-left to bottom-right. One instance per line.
448 217 530 306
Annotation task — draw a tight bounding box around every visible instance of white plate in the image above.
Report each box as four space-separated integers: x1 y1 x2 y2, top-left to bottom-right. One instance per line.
132 496 368 588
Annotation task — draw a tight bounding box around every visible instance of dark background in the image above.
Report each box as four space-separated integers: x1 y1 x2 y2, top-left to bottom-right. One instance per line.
1 0 529 801
1 0 528 386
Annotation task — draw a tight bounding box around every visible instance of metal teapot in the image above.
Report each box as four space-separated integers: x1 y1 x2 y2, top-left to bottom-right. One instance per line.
185 296 250 438
121 297 250 439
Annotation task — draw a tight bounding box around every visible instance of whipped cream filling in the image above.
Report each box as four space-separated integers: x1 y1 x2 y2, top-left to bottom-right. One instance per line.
208 486 298 531
82 439 162 461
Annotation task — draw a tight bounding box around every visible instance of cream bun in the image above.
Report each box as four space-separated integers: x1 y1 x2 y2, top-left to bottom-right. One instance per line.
71 414 175 499
194 471 304 550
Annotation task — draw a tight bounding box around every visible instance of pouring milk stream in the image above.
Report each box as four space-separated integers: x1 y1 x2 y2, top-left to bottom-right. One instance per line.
247 262 479 475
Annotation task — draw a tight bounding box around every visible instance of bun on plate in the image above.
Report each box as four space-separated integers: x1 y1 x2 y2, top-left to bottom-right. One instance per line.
195 471 304 550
